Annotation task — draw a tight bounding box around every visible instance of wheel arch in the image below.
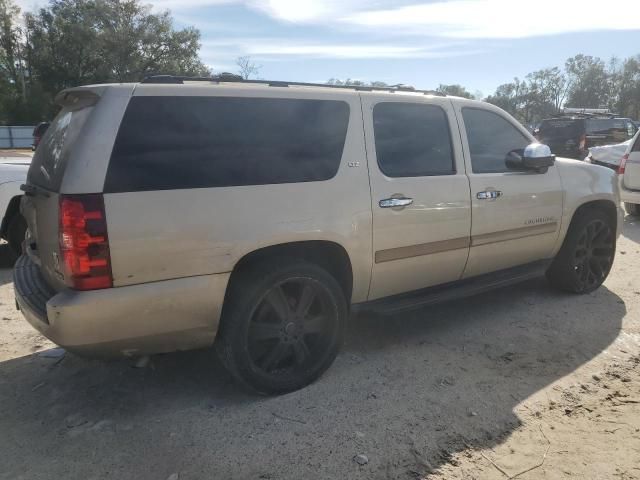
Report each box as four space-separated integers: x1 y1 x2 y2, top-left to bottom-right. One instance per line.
227 240 354 304
0 195 22 239
556 198 619 254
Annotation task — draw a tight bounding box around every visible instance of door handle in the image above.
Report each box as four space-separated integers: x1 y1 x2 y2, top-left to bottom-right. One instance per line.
379 197 413 208
477 190 503 200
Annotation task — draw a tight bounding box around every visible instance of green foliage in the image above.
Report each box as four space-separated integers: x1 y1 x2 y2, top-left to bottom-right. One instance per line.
486 55 640 124
436 84 474 99
0 0 210 124
326 78 388 87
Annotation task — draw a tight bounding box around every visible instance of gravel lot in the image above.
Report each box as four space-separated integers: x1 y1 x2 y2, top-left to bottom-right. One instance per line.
1 217 639 480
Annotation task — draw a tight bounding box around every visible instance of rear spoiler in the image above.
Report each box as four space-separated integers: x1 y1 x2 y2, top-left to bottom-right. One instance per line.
54 86 105 110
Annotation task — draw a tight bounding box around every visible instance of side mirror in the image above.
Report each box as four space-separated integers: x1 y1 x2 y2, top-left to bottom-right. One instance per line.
506 143 555 173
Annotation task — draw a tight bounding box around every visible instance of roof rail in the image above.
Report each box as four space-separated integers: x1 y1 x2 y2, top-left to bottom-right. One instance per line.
141 73 447 96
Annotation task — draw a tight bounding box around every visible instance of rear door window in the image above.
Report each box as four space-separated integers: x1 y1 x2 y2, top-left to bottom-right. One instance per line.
27 107 93 191
105 96 350 192
372 102 455 177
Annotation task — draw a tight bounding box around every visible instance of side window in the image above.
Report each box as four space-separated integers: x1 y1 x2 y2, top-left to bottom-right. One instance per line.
105 97 350 192
373 102 455 177
462 108 531 174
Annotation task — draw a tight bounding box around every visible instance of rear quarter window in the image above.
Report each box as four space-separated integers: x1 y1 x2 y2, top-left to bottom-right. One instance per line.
28 107 93 191
105 96 350 192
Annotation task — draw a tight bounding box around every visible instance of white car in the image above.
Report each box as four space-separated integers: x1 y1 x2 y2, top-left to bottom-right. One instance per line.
0 154 30 255
619 129 640 216
585 139 633 171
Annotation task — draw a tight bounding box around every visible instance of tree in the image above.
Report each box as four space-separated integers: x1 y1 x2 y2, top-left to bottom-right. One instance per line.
326 78 388 87
436 84 473 98
612 56 640 119
565 54 611 108
236 55 261 79
526 67 568 113
0 0 210 122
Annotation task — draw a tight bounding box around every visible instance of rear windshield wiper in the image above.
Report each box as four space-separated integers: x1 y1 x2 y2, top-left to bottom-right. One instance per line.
20 183 51 198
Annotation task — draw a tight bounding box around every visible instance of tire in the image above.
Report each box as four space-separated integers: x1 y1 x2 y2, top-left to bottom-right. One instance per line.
7 214 26 258
546 208 615 294
216 259 347 395
624 202 640 216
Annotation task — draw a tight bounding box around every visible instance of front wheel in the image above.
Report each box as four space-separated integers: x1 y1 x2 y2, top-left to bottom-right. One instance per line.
216 259 347 395
546 209 615 294
624 202 640 216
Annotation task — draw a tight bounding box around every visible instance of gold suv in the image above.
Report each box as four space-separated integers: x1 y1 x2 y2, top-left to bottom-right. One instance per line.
15 76 622 394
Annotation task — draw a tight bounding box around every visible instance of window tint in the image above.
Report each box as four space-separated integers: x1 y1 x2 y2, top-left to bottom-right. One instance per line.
373 102 454 177
538 119 583 138
586 118 626 135
462 108 530 173
28 107 93 191
105 96 350 192
633 133 640 153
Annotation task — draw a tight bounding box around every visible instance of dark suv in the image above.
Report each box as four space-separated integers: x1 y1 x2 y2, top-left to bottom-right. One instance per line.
535 114 637 159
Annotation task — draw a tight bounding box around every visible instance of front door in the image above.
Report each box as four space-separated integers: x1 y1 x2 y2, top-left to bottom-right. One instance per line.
454 104 564 278
362 95 472 300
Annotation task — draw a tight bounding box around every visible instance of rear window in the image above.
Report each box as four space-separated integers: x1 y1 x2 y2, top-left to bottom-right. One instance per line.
105 96 350 193
633 133 640 152
27 107 93 191
538 119 583 137
586 119 627 135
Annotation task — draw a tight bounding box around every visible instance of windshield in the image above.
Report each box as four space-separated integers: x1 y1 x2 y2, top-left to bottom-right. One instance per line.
27 106 93 191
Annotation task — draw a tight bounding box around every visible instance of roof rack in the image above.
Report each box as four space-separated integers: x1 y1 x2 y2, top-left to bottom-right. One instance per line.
141 73 447 97
551 112 620 118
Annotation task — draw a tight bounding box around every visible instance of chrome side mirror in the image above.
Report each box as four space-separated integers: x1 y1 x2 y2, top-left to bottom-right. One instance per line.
506 143 555 173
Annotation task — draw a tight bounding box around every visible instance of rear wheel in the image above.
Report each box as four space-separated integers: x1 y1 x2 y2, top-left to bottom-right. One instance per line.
216 259 347 395
546 209 615 294
624 202 640 216
7 214 26 258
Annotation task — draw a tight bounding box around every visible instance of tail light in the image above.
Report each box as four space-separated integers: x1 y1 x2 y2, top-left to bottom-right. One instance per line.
59 194 112 290
619 154 629 175
579 134 586 151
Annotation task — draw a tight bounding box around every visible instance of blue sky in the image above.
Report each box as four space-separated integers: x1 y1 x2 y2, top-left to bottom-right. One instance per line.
18 0 640 96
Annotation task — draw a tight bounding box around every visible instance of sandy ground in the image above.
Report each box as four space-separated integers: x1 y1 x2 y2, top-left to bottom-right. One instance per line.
0 218 639 480
0 149 33 158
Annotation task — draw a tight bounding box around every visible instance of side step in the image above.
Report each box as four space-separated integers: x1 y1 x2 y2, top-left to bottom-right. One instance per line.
353 260 551 315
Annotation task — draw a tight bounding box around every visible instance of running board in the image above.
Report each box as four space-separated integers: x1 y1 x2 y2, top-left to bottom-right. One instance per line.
353 260 551 315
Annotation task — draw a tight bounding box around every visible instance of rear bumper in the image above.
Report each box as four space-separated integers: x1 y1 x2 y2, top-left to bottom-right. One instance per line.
619 177 640 205
14 254 229 357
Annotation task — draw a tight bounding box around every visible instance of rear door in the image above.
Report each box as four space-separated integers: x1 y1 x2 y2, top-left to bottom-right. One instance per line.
454 103 563 278
362 94 471 300
21 86 132 291
623 131 640 190
22 104 96 290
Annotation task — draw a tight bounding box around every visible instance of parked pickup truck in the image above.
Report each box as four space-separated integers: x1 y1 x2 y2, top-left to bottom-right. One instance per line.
14 77 622 394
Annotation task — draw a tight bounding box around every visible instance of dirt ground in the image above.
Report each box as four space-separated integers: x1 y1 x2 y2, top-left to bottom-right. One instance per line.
1 218 639 480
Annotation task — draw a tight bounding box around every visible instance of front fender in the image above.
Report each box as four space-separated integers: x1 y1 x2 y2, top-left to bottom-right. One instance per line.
554 158 622 253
